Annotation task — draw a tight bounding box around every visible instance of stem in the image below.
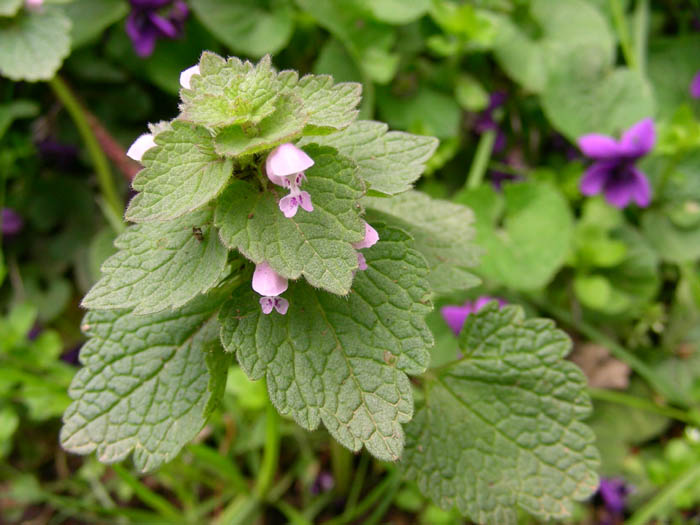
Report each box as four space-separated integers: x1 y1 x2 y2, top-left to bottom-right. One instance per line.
466 130 496 190
633 0 649 77
330 440 353 495
254 391 280 500
344 452 369 516
327 467 399 525
588 387 694 424
364 470 402 525
110 464 181 521
275 500 312 525
532 298 679 402
610 0 637 70
48 76 123 225
627 462 700 525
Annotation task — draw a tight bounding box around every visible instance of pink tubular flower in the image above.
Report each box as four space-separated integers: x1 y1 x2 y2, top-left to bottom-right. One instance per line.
441 296 506 336
352 222 379 271
179 65 200 89
252 262 289 315
265 143 314 218
126 133 156 162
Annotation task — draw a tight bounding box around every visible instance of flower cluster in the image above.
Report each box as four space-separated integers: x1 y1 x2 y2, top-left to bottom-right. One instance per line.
126 0 189 58
578 118 655 209
126 66 379 315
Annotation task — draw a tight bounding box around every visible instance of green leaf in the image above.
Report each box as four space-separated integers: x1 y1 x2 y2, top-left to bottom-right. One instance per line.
404 304 599 524
189 0 295 58
358 0 429 24
648 36 700 119
0 8 71 81
491 0 615 93
365 191 480 294
541 48 655 141
0 0 22 17
82 208 230 315
214 146 365 295
214 93 308 157
299 121 438 195
219 226 433 461
456 182 573 291
279 72 362 133
179 53 280 129
125 121 233 222
0 99 39 140
62 0 128 49
377 85 462 140
642 209 700 263
60 292 230 472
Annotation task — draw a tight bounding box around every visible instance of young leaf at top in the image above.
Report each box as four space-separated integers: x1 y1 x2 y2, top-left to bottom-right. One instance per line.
214 145 365 295
125 121 233 222
214 93 309 157
403 304 600 524
60 292 230 473
0 8 71 81
82 207 230 315
219 226 433 461
299 121 438 195
365 191 481 294
278 71 362 133
179 52 280 129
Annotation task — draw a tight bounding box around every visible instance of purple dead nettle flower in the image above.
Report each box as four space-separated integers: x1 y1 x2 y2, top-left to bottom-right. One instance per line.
126 0 189 58
352 222 379 271
578 118 655 209
265 143 314 218
126 133 156 162
252 262 289 315
441 296 506 336
179 64 200 90
1 208 23 236
691 71 700 99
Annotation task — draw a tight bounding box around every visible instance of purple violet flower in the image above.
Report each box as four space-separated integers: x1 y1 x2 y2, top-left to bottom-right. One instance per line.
691 71 700 99
598 477 630 515
266 143 315 218
310 472 334 495
474 91 507 153
352 222 379 271
441 296 506 336
126 0 188 58
252 262 289 315
2 208 23 236
578 118 655 209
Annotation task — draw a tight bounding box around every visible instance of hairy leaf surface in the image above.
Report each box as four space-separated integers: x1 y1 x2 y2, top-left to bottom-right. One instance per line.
219 227 432 461
83 208 229 315
61 293 230 472
404 304 599 524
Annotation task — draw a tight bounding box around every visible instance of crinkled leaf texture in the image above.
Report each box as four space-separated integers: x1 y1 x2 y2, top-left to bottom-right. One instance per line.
0 8 71 81
126 121 233 223
403 304 599 524
215 146 365 295
365 191 481 294
60 292 230 473
82 207 230 315
179 53 280 129
299 121 438 195
219 226 433 461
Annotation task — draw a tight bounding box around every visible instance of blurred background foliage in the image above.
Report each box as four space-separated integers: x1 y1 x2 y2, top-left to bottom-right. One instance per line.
2 0 700 523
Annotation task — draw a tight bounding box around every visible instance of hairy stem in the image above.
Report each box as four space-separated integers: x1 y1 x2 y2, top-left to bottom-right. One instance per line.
48 76 123 226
